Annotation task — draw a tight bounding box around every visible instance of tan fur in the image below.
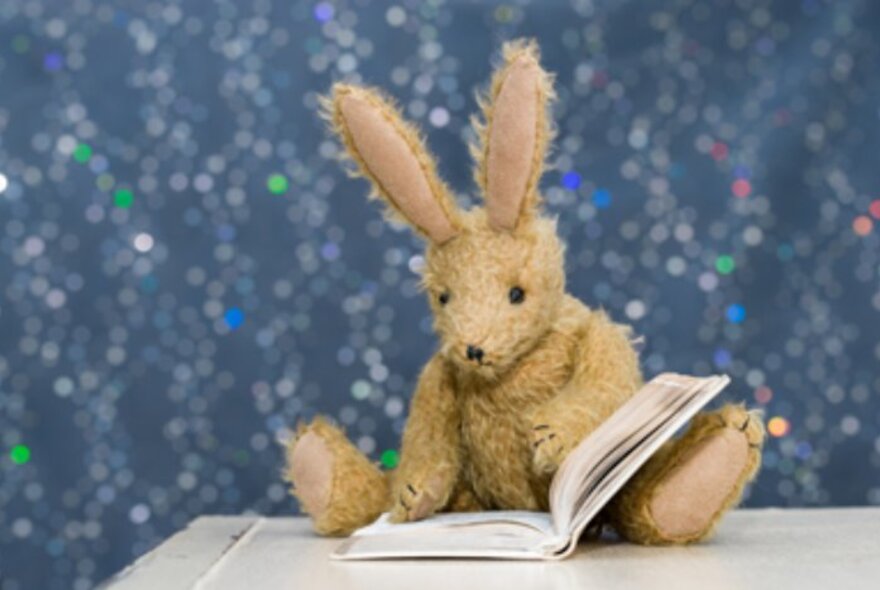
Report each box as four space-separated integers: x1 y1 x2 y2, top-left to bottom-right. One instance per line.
285 39 765 544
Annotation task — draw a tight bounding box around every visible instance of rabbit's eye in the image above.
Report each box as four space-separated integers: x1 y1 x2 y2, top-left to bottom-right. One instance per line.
438 291 451 306
508 286 525 305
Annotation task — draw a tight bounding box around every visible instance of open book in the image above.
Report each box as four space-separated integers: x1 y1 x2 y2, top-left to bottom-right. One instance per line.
332 373 731 561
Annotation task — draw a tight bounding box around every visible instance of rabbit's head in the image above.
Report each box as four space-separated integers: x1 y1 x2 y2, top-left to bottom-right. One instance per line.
326 41 565 380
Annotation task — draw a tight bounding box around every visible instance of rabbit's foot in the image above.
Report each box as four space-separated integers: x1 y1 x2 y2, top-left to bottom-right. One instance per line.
389 471 450 523
609 404 764 544
285 418 388 536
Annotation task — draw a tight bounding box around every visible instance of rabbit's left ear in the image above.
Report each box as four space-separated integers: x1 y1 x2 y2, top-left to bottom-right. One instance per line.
471 40 556 232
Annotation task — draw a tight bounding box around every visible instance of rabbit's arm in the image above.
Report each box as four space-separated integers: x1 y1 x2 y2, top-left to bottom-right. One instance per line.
389 354 461 522
529 310 643 475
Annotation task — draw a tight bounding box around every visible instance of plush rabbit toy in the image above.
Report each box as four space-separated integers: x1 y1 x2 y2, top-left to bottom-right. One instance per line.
286 40 765 544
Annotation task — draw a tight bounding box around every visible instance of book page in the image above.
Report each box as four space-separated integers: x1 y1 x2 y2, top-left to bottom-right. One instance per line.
332 511 560 560
350 511 557 538
333 529 552 560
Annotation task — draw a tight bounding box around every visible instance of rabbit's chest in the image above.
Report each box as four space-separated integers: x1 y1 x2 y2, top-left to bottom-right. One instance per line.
457 343 576 509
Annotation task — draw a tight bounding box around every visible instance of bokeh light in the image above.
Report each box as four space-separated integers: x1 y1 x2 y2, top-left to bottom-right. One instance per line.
726 304 746 324
380 449 400 469
853 215 873 236
715 255 736 275
767 417 792 438
224 308 245 330
113 188 134 209
72 142 92 163
10 445 31 465
754 386 773 405
561 171 581 190
592 188 612 209
731 179 752 198
267 173 290 195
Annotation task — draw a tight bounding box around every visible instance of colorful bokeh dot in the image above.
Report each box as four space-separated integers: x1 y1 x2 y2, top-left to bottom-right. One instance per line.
43 52 63 71
713 348 732 368
715 255 735 274
224 307 245 330
710 141 728 160
267 173 289 195
72 143 93 163
754 386 773 405
592 188 612 209
726 303 746 323
114 189 134 208
767 416 791 438
852 215 873 236
380 449 399 469
561 171 581 190
869 200 880 220
10 445 31 465
731 178 752 198
313 2 334 22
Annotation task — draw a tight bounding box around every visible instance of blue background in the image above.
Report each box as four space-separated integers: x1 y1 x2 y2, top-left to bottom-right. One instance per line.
1 0 879 588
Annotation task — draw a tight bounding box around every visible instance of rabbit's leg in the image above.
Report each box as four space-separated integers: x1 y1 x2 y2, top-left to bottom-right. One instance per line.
607 404 765 544
285 417 389 536
388 356 462 523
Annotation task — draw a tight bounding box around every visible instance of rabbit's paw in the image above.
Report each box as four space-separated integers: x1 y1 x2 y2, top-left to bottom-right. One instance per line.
531 422 573 475
389 472 448 523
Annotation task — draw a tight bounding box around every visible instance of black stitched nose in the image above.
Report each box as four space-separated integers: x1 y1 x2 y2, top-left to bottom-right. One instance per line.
466 345 484 362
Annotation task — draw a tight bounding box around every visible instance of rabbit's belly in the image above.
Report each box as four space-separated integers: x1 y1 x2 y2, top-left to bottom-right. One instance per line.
460 393 553 511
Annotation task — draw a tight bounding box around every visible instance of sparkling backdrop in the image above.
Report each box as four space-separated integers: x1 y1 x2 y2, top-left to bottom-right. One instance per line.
1 1 879 588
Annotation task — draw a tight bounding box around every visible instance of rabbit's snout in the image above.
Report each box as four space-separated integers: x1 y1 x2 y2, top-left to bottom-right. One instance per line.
466 345 485 363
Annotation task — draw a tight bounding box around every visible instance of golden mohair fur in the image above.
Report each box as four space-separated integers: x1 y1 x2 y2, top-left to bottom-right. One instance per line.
285 39 765 544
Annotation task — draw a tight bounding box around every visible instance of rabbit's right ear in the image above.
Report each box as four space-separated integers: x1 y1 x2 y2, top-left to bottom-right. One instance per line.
324 84 460 245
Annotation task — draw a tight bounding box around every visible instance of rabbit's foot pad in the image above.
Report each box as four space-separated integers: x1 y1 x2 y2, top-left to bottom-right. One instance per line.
288 430 335 520
649 410 762 540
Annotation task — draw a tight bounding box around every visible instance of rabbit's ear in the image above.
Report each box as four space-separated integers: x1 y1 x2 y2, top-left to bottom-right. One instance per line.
325 84 460 244
471 40 555 232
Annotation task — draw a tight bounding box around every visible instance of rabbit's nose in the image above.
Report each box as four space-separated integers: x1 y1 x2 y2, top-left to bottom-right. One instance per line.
466 345 484 363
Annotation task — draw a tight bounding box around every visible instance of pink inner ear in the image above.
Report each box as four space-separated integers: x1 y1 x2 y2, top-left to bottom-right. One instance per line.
340 94 458 244
486 60 539 231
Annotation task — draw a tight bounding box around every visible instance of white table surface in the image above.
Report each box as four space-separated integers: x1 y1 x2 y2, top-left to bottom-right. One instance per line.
102 508 880 590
